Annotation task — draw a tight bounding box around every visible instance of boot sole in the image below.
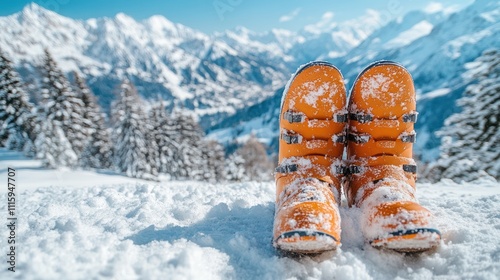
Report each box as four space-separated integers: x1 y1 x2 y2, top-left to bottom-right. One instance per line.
275 230 339 254
370 228 441 253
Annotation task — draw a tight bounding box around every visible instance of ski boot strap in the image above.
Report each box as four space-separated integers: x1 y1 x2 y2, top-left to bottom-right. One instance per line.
345 156 417 207
275 155 343 201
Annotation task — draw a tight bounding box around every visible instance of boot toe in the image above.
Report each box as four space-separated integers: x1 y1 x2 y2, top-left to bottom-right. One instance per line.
273 200 341 253
362 201 441 252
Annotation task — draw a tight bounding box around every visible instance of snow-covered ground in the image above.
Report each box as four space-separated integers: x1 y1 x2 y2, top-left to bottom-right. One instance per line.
0 149 499 279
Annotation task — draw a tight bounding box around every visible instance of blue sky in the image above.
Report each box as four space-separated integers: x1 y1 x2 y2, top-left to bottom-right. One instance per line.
0 0 473 33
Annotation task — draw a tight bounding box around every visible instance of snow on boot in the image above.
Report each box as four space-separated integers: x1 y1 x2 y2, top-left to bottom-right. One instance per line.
273 62 347 254
345 61 441 252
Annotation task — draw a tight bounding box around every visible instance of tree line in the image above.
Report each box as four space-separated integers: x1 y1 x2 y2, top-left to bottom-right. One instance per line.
0 49 274 182
424 49 499 182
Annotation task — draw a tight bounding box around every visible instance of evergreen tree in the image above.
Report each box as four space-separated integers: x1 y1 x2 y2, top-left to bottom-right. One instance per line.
171 110 205 180
225 153 246 182
35 112 78 168
149 103 226 182
39 49 88 157
0 50 37 152
149 101 179 176
73 72 113 169
426 49 500 182
144 106 159 178
200 140 226 182
73 72 96 135
112 80 155 180
80 122 113 170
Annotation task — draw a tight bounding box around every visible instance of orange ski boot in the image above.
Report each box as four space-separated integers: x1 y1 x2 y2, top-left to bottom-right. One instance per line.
346 61 441 252
273 62 347 254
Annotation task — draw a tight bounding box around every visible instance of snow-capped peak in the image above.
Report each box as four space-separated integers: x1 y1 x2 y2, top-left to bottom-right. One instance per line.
270 28 294 37
19 2 70 24
233 26 253 36
22 2 51 16
340 9 382 32
114 13 137 26
222 26 254 44
332 9 383 42
424 2 447 14
143 15 177 33
303 11 336 35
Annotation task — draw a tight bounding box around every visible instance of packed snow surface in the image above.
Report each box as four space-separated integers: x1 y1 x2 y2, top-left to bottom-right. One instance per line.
0 149 499 279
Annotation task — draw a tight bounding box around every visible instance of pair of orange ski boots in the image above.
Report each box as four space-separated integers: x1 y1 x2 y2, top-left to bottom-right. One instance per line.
273 61 441 254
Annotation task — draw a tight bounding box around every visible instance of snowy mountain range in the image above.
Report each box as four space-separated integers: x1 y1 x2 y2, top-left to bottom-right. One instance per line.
1 0 499 159
0 3 285 126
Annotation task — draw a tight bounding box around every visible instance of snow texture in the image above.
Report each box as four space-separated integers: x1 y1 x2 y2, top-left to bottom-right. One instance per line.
1 149 499 279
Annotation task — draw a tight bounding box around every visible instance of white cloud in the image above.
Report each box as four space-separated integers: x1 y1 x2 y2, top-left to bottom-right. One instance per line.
279 8 301 23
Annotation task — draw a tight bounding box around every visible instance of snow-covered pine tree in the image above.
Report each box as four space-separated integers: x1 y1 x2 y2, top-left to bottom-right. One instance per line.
234 136 274 181
0 49 37 152
80 121 113 170
426 49 500 182
73 72 96 135
149 100 179 176
200 140 226 182
40 49 88 156
144 103 159 178
171 109 204 180
74 72 113 169
225 152 246 182
112 79 155 180
35 113 78 168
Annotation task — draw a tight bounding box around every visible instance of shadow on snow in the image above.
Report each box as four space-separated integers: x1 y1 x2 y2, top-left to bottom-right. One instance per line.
128 202 277 278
